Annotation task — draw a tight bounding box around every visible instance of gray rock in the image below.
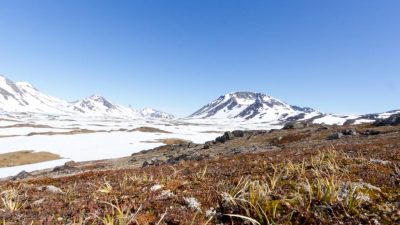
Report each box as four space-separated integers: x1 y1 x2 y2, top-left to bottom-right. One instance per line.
341 129 358 136
317 126 329 131
283 122 308 129
166 154 189 164
142 158 162 167
38 185 64 194
32 198 45 205
11 170 31 181
52 161 79 173
230 146 246 154
203 141 212 149
363 129 380 136
271 136 284 145
231 130 245 137
215 132 235 143
327 132 343 140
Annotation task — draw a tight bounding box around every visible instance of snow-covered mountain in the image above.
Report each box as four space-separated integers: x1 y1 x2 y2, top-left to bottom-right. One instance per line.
70 95 138 117
138 108 175 120
189 92 322 123
188 91 399 125
70 95 174 119
0 75 174 119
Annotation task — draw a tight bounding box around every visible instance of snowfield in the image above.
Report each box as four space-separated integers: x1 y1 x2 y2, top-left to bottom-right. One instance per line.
1 109 399 178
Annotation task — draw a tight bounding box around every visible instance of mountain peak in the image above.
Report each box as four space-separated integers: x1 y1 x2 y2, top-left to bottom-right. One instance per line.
16 81 34 88
88 94 106 101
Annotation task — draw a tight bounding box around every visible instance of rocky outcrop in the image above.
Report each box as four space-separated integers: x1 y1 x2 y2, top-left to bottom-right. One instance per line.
374 114 400 126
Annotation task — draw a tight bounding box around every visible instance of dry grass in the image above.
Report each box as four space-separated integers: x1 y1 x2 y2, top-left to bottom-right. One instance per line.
142 138 191 145
130 127 171 134
27 129 98 136
0 123 53 129
0 150 61 167
1 188 25 212
0 124 399 224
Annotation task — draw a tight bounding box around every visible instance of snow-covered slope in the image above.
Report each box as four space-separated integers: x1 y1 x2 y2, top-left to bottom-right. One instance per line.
0 75 71 114
189 92 322 124
0 75 174 119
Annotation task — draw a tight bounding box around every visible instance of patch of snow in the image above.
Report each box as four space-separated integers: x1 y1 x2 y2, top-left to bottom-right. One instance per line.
0 159 70 179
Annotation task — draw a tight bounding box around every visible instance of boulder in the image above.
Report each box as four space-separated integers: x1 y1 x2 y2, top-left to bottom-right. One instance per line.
327 132 343 140
142 157 163 167
283 121 311 130
52 161 79 173
341 129 358 136
37 185 64 194
11 170 31 181
363 129 380 136
231 130 245 138
203 141 212 149
215 132 235 143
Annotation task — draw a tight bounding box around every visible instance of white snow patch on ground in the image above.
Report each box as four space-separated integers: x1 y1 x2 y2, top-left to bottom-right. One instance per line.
0 116 225 178
0 159 70 178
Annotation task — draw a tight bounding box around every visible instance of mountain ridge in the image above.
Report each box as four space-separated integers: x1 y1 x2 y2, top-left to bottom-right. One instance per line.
1 75 398 125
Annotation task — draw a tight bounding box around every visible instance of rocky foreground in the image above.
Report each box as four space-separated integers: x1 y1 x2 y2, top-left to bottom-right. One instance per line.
0 115 399 224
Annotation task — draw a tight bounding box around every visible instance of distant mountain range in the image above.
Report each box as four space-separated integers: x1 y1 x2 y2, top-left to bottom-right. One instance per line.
0 74 398 125
0 75 174 119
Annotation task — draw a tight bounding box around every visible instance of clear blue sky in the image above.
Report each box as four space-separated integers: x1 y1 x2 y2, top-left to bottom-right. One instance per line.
0 1 399 117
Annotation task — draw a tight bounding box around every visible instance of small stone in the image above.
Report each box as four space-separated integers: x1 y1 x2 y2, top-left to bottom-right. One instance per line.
158 190 175 200
33 198 45 205
203 141 212 149
150 184 163 192
184 197 201 211
205 207 216 218
38 185 64 194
